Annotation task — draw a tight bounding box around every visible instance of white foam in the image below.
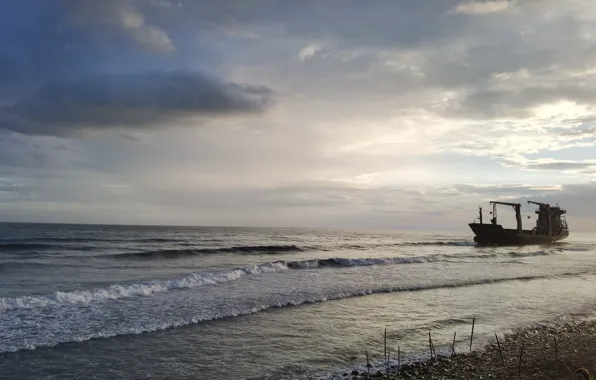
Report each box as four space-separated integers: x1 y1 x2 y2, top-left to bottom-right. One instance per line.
0 261 289 311
2 272 581 354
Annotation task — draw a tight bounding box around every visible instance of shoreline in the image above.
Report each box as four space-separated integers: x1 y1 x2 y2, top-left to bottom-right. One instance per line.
342 319 596 379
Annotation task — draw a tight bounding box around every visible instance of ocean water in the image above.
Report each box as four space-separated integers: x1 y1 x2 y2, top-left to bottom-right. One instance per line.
1 223 596 379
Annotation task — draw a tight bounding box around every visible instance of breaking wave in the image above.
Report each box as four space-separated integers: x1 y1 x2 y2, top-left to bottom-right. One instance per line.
284 255 445 269
1 271 588 353
0 262 289 312
0 249 563 312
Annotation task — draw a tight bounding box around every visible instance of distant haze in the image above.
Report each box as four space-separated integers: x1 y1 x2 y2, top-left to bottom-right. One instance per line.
1 1 595 231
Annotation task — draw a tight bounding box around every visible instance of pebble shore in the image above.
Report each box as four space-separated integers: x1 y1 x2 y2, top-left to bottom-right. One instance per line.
345 320 596 380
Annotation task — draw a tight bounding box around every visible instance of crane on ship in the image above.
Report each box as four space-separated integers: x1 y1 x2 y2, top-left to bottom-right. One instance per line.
489 201 523 234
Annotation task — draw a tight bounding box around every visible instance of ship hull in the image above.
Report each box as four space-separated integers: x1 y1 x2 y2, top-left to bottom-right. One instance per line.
468 223 569 245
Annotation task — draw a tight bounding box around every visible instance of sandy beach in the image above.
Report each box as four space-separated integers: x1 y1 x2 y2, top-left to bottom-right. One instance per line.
347 320 596 380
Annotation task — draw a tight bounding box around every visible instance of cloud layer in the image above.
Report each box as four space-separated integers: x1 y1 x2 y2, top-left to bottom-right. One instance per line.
1 0 596 229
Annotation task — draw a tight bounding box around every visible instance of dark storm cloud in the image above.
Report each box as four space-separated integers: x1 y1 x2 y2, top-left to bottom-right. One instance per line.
0 71 273 137
0 1 273 137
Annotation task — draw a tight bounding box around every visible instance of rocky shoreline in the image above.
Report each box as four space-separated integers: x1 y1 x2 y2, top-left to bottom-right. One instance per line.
345 320 596 379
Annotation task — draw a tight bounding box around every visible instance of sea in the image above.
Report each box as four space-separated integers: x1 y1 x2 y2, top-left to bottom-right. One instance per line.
1 222 596 380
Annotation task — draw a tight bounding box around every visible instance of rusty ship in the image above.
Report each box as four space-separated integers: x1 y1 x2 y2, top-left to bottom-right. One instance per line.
469 201 569 245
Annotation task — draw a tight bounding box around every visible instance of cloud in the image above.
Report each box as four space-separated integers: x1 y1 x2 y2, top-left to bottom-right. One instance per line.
65 0 174 52
149 0 182 9
0 173 477 228
525 160 596 172
559 126 596 138
0 71 274 137
447 84 596 119
454 183 562 197
453 1 513 14
298 44 322 61
497 158 596 176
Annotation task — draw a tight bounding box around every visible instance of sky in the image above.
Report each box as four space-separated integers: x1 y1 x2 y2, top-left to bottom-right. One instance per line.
1 0 596 231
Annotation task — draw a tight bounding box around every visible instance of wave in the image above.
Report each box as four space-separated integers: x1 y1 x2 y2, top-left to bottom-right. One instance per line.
0 243 63 251
402 241 477 247
557 246 594 252
0 237 184 244
0 262 289 312
0 261 51 271
335 241 476 250
1 271 588 354
109 240 480 259
111 244 305 258
1 249 563 311
24 237 110 243
284 255 445 269
286 249 560 269
0 243 98 253
137 238 180 243
0 255 447 311
507 250 556 257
